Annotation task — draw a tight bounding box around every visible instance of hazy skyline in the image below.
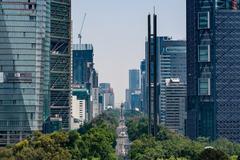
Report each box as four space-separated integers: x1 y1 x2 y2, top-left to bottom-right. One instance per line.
72 0 186 105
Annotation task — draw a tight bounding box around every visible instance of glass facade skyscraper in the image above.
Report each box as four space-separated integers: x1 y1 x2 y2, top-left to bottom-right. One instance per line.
129 69 140 91
127 69 140 110
0 0 50 145
140 59 147 112
145 37 186 124
187 0 240 142
72 44 93 85
157 37 186 124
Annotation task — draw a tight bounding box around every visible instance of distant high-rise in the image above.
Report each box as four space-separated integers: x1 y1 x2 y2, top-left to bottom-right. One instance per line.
99 83 110 92
129 69 140 91
99 83 115 109
125 89 131 110
50 0 71 130
91 88 99 119
145 36 186 124
72 44 93 85
165 78 187 135
0 0 51 145
90 69 99 119
140 60 147 112
157 37 186 124
187 0 240 142
130 90 142 111
127 69 140 110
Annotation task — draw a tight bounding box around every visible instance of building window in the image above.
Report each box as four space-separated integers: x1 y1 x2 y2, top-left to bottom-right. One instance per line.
198 45 210 62
198 12 210 29
199 78 210 95
31 43 36 48
29 16 36 21
216 0 240 10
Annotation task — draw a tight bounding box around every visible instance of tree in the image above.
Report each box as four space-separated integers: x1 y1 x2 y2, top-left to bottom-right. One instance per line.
81 125 117 160
129 136 164 160
125 113 240 159
0 147 15 160
0 110 120 160
198 148 230 160
211 138 240 156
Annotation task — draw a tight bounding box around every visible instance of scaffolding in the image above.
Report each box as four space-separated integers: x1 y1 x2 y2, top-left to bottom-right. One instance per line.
50 0 71 130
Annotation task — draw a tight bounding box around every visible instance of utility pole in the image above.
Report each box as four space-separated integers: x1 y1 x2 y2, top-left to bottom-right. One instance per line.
147 14 158 137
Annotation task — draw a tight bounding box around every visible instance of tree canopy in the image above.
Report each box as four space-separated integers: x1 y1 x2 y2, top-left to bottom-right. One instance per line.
126 112 240 160
0 109 119 160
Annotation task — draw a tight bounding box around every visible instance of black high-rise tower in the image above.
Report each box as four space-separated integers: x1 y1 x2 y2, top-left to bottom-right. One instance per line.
147 14 158 136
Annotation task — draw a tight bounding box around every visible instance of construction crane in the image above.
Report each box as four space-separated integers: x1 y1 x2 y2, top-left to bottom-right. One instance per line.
78 13 87 44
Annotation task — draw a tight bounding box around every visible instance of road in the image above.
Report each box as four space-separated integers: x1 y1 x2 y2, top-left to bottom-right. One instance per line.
116 116 130 159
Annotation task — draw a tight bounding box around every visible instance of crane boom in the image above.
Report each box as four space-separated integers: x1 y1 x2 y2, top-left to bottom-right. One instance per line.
78 13 87 44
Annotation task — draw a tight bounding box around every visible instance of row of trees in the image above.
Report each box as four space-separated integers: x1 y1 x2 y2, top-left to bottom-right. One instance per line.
125 111 240 160
0 109 120 160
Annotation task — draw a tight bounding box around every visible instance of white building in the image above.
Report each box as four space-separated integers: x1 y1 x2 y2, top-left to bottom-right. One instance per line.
71 96 86 130
165 78 187 135
103 92 115 110
91 88 100 119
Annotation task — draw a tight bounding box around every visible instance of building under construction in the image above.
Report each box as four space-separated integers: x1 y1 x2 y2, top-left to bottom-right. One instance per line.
50 0 71 130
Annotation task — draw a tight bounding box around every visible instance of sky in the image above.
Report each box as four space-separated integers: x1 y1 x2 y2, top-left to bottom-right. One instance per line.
72 0 186 106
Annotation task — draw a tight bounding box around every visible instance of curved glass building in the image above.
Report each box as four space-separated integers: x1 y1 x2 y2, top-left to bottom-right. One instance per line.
0 0 50 145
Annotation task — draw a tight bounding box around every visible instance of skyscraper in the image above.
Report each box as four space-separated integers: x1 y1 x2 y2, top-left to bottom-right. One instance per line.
165 78 187 135
140 59 147 113
125 89 131 110
187 0 240 142
157 37 186 124
145 36 186 124
99 83 115 109
90 69 99 119
50 0 71 130
127 69 140 110
129 69 140 91
0 0 51 145
146 14 158 136
99 83 111 92
72 44 93 85
130 90 141 111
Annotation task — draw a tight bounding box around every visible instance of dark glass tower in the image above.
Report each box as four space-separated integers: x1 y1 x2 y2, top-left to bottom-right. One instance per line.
187 0 240 142
72 44 93 85
129 69 140 91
